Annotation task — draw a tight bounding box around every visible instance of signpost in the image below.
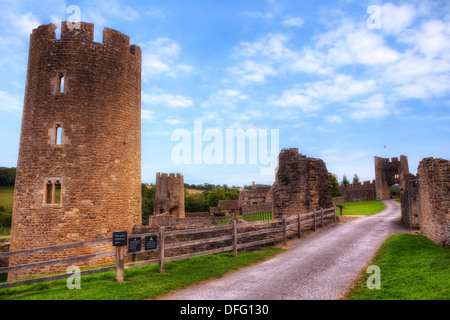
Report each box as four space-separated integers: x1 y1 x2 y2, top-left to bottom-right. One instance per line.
145 235 158 251
128 237 141 253
113 231 127 283
112 231 127 247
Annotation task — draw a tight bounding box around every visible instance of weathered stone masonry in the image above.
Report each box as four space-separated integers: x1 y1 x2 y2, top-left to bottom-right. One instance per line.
271 148 332 217
9 22 142 280
374 155 409 200
401 157 450 248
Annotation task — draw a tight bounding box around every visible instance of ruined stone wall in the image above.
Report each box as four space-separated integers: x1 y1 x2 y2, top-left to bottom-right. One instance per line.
154 173 185 218
9 22 142 280
271 148 332 217
417 158 450 247
375 155 409 200
339 180 376 202
400 173 420 229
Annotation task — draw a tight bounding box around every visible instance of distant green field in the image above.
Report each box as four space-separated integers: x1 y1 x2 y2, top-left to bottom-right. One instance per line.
336 200 386 216
0 187 14 214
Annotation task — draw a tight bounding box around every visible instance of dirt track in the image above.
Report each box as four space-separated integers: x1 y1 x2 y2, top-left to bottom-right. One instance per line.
163 200 409 300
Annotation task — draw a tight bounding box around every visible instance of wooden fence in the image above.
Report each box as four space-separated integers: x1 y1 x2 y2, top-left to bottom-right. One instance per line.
0 207 336 289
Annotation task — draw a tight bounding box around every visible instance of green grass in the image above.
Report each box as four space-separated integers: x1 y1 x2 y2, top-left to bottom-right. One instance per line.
0 187 14 214
345 234 450 300
0 247 284 300
336 200 386 216
217 212 273 226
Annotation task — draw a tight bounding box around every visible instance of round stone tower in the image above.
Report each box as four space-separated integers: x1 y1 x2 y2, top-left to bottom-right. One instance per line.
9 22 141 279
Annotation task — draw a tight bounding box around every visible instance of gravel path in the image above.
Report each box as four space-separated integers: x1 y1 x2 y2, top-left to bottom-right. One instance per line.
163 200 409 300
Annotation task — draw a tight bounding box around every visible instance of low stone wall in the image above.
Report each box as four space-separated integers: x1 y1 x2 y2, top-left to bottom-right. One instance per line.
338 181 376 202
185 212 210 218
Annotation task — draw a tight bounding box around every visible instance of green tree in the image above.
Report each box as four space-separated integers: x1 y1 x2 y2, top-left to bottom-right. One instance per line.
141 183 155 225
352 174 360 184
341 175 350 187
0 167 16 187
329 173 341 197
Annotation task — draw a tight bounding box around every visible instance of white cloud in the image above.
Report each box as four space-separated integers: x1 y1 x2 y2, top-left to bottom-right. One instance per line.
164 119 183 125
268 89 315 112
141 109 154 121
325 115 343 123
0 90 22 115
142 91 194 108
227 60 277 84
282 16 304 28
141 38 192 79
349 94 390 120
394 74 450 99
202 89 248 108
380 3 417 35
11 12 40 35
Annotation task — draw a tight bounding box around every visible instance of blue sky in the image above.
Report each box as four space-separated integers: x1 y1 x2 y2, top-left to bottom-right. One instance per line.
0 0 449 186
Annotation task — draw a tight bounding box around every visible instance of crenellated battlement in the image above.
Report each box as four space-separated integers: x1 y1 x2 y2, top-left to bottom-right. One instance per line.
31 22 141 58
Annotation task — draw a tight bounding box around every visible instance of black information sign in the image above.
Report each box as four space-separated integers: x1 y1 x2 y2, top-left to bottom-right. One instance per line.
113 231 127 247
128 237 141 253
145 235 158 250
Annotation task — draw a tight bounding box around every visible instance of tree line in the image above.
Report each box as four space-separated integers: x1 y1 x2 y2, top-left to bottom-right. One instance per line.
0 167 16 187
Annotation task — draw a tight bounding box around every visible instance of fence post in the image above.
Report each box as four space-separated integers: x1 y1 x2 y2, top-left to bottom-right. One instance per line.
312 209 316 231
232 220 238 257
320 208 324 228
115 245 125 282
159 227 165 274
297 213 301 239
282 215 287 246
333 206 337 222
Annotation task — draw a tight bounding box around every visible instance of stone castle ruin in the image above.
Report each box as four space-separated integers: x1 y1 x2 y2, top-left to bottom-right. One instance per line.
9 22 142 279
374 155 409 200
154 173 185 218
270 148 332 217
7 20 448 283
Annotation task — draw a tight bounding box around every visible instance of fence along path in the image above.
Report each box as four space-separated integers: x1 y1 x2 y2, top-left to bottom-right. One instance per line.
0 207 336 289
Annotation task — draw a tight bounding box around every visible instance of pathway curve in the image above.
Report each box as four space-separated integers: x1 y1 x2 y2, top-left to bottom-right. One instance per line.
163 200 409 300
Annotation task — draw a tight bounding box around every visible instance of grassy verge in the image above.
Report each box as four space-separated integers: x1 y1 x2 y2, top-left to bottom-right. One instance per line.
0 247 284 300
336 200 385 216
345 234 449 300
0 187 14 214
217 212 273 226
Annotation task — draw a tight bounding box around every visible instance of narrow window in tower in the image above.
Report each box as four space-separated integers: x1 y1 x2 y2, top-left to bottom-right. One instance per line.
56 125 62 145
54 180 62 204
45 181 53 204
59 73 65 93
43 179 63 205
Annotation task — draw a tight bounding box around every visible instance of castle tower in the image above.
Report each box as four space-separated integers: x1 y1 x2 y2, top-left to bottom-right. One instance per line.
154 173 185 218
374 155 409 200
9 22 142 279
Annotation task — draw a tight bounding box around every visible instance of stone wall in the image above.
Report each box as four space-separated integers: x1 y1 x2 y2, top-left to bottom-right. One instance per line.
339 180 376 202
417 158 450 247
9 22 142 280
400 173 420 229
154 173 185 218
271 148 332 217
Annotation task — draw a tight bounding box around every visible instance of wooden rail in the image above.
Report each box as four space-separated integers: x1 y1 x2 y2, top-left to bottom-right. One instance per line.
0 206 336 289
